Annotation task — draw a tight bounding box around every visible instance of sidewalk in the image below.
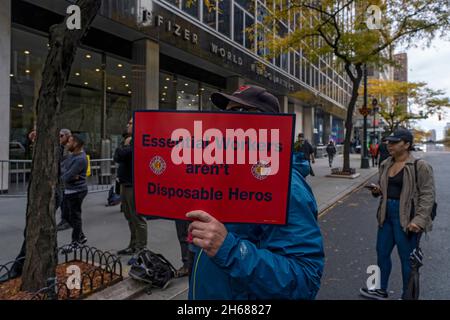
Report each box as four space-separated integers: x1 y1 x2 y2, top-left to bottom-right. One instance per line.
308 153 379 214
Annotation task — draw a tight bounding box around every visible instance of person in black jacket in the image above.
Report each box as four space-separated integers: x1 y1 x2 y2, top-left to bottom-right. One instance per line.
294 133 316 176
114 118 148 255
326 140 337 168
377 137 390 167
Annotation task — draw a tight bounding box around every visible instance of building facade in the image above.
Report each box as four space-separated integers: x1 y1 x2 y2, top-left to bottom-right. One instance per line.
1 0 352 192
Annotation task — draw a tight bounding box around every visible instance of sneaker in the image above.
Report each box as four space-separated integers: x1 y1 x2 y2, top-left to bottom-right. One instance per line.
56 221 71 231
0 267 21 283
359 288 389 300
60 242 78 255
117 247 137 256
78 235 87 245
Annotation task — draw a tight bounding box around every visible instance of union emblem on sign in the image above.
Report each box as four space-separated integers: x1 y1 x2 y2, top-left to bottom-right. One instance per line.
149 156 166 175
251 161 271 180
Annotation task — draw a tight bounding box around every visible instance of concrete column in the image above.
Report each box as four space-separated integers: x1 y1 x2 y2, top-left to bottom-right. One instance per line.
323 113 332 143
226 76 245 93
302 106 314 142
277 96 288 113
132 39 160 110
0 0 11 193
293 103 303 138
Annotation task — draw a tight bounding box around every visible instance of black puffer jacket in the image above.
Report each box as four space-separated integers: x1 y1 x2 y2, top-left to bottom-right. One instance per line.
114 143 133 186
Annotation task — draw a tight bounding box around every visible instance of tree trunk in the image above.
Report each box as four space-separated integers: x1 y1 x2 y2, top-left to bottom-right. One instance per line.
21 0 101 292
342 64 363 172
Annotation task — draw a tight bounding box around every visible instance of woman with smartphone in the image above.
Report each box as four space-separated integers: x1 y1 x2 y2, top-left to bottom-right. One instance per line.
360 128 436 300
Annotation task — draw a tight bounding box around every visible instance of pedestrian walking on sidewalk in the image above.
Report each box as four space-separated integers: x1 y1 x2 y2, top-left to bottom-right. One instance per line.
294 133 316 176
187 85 324 300
360 128 436 300
369 140 379 167
377 137 390 167
326 140 337 168
114 118 148 255
61 134 89 252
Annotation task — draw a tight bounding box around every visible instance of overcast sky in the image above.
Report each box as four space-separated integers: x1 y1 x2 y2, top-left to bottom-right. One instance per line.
406 37 450 140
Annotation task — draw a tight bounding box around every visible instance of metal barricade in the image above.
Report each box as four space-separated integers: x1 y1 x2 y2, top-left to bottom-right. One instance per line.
0 159 117 196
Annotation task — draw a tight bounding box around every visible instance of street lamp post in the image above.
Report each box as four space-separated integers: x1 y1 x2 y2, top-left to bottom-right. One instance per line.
360 64 370 169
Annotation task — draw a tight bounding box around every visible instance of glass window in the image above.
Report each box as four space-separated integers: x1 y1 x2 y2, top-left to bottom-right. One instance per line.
281 51 288 72
234 5 244 45
176 76 199 110
203 0 217 29
245 13 255 50
166 0 181 8
105 56 132 97
9 28 47 159
295 53 301 79
106 93 131 153
159 72 177 111
256 24 265 57
256 1 268 23
275 52 281 68
200 84 222 111
182 0 199 18
10 28 132 159
218 1 231 38
59 86 102 158
235 0 255 12
289 51 295 76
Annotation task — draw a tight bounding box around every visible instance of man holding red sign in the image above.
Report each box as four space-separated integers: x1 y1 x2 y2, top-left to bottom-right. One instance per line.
134 85 324 299
183 86 324 300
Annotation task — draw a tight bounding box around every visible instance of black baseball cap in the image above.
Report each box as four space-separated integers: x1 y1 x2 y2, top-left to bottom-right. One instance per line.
211 85 280 113
385 128 413 144
71 133 85 147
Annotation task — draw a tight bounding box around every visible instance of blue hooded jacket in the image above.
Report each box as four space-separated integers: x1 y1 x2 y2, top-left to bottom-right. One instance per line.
188 157 324 300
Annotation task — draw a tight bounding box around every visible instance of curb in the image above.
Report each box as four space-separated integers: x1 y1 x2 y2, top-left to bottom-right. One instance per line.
86 276 189 300
318 169 378 218
86 277 147 300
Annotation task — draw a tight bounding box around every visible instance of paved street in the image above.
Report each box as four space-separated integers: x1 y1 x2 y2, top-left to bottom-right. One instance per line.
317 151 450 300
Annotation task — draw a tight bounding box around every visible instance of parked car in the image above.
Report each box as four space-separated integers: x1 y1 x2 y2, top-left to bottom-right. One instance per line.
412 144 424 152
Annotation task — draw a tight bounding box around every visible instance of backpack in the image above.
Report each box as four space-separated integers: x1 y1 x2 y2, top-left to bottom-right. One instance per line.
129 249 177 289
106 186 121 206
411 159 437 221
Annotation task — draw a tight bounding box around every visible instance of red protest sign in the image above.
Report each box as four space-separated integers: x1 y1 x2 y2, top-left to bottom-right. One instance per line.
133 111 294 225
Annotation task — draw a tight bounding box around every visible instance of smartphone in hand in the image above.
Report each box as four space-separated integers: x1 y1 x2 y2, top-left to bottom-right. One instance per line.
364 183 378 190
364 183 381 195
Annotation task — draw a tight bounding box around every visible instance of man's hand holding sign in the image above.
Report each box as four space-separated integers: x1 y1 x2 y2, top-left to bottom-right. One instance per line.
186 210 227 257
134 85 324 300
